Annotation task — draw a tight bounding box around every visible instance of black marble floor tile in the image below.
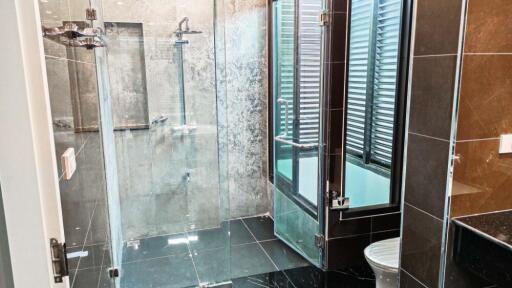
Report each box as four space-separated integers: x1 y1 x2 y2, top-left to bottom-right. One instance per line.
230 243 278 279
188 220 255 252
232 271 292 288
122 233 190 263
242 216 277 241
230 266 375 288
192 247 231 285
230 219 258 245
260 240 310 270
71 267 114 288
121 253 199 288
67 243 109 270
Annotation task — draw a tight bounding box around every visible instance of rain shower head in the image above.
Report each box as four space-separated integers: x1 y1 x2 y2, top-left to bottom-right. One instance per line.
174 17 202 41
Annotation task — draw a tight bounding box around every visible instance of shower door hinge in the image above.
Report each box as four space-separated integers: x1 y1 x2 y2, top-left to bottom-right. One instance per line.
318 10 329 26
315 234 325 249
50 238 69 283
108 267 120 278
329 190 350 211
86 8 97 21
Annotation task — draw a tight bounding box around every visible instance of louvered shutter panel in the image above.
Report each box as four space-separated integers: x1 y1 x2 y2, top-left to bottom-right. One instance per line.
346 0 401 167
370 0 401 165
298 0 322 146
346 0 372 157
277 0 295 139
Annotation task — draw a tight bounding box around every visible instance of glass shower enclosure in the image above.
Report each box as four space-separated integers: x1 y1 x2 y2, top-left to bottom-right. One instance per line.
41 0 231 286
97 1 232 286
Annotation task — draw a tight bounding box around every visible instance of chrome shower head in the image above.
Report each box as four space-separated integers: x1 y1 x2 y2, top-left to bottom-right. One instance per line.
174 17 202 40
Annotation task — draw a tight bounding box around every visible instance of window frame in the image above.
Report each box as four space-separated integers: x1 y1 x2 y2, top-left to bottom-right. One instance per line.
341 0 413 218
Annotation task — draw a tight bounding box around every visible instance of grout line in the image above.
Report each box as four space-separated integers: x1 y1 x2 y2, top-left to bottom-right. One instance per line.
257 238 278 244
240 218 279 271
95 234 108 288
401 269 429 288
456 137 500 143
405 203 444 222
453 208 512 219
409 132 450 143
414 53 458 58
327 228 400 241
121 251 191 265
71 199 98 288
184 231 201 286
240 218 299 288
464 52 512 55
340 211 400 221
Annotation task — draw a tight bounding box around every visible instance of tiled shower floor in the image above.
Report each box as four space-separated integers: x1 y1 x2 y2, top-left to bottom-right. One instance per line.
120 216 310 287
69 216 311 288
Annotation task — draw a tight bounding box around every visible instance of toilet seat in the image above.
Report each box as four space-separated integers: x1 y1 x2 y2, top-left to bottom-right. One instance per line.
364 237 400 272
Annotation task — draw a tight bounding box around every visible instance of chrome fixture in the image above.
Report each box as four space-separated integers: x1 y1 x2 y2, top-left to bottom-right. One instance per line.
42 22 106 49
174 17 202 41
274 98 318 149
173 17 202 134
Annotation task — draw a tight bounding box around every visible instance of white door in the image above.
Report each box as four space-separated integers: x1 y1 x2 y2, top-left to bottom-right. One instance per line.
0 0 69 287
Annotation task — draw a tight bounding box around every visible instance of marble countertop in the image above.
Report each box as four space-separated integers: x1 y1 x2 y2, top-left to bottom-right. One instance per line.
453 210 512 251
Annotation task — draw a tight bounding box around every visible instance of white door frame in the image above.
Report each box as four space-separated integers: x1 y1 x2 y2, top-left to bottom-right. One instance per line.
0 0 68 287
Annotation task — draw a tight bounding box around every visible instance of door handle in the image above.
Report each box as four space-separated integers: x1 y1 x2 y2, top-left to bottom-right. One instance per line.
275 97 318 149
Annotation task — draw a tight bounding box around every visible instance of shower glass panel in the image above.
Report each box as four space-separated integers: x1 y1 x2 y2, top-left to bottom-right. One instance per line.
97 1 231 287
272 0 325 267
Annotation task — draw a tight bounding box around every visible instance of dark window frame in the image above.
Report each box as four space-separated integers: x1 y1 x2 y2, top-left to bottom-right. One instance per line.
341 0 413 218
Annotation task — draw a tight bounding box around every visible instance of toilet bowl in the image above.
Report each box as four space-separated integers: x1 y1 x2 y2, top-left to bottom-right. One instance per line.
364 237 400 288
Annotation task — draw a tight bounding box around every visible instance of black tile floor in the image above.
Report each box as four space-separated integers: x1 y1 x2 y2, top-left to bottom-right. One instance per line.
120 215 310 287
69 215 376 287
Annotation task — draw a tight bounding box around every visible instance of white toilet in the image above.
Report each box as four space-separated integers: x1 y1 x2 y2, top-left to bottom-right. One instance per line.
364 237 400 288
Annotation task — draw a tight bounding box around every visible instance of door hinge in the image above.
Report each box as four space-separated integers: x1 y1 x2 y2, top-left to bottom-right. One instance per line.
50 238 69 283
86 8 97 21
318 10 329 26
315 234 325 249
329 190 350 211
109 267 120 278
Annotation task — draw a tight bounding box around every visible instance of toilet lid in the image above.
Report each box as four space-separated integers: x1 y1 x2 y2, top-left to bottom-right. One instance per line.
364 237 400 270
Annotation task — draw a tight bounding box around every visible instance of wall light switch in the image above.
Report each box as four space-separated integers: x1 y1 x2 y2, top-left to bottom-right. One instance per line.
499 134 512 154
61 147 77 180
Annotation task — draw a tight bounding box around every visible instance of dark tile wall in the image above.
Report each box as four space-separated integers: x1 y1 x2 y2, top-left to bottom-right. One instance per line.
399 0 463 287
444 1 512 287
323 0 403 271
326 211 401 270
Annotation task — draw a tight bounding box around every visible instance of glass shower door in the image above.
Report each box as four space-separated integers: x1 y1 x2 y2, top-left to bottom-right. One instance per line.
272 0 326 268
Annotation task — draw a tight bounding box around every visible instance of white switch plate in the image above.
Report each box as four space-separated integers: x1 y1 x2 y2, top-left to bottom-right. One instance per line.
61 147 76 180
499 134 512 154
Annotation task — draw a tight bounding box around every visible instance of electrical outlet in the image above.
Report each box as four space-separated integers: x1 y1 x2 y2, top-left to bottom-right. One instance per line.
499 134 512 154
61 148 76 180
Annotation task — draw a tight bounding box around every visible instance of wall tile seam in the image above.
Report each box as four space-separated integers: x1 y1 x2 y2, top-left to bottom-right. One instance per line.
413 53 458 58
327 228 400 241
401 269 430 288
464 52 512 55
339 211 401 221
456 137 500 143
404 202 444 223
408 132 451 143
